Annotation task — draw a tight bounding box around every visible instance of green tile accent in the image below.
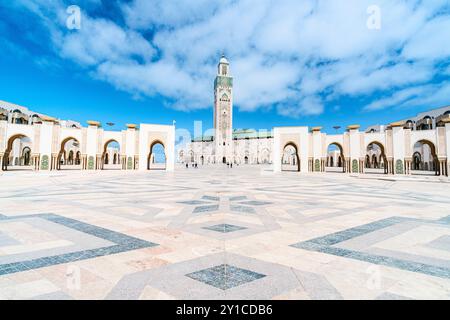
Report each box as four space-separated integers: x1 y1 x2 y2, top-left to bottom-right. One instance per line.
352 159 359 173
40 155 49 170
396 159 404 174
315 159 321 172
88 156 95 170
214 76 233 88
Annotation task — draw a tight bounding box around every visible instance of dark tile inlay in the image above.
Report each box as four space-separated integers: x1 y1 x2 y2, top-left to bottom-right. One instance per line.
291 217 450 280
240 201 273 206
193 205 220 214
203 224 247 233
186 264 266 290
229 196 248 202
230 205 256 214
202 195 220 202
0 214 158 276
178 200 210 205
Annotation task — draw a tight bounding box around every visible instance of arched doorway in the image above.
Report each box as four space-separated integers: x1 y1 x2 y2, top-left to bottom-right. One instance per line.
325 143 345 173
67 150 74 165
75 151 81 165
412 152 422 170
260 148 270 164
2 135 33 171
102 140 121 170
366 142 388 174
281 142 300 172
179 151 184 163
22 147 31 166
411 140 439 176
57 137 81 170
148 141 166 170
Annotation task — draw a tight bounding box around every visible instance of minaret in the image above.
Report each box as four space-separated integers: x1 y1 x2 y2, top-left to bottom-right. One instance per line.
214 55 233 164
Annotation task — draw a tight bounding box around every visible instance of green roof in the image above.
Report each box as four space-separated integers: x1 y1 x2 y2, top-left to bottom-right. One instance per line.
192 129 273 142
232 129 273 139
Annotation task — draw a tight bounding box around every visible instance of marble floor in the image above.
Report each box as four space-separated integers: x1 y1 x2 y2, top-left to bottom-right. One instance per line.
0 165 449 300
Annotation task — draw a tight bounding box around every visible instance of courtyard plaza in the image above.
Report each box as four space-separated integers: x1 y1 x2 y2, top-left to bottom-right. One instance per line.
0 165 449 300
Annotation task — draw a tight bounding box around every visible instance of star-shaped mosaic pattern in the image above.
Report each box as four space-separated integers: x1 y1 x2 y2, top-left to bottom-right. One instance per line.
186 264 266 290
203 224 247 233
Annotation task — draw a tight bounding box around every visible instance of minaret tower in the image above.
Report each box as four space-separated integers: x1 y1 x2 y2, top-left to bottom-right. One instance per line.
214 55 233 164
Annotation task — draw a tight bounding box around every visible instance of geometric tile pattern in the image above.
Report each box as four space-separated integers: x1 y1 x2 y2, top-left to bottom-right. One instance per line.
0 214 157 276
106 253 301 300
292 216 450 279
1 165 450 300
186 264 266 290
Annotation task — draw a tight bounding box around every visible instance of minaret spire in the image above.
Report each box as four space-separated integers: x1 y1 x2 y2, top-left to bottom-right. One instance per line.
213 55 233 164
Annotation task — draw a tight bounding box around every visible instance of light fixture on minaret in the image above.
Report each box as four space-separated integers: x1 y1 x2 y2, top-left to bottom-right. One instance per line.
213 55 233 164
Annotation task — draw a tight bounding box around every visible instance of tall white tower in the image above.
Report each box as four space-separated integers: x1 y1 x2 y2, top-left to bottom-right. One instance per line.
214 55 233 164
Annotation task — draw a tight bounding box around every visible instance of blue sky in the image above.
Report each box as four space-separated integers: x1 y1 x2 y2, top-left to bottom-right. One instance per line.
1 0 449 135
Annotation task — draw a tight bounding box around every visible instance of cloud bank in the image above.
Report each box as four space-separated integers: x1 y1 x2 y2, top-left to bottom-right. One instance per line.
4 0 450 117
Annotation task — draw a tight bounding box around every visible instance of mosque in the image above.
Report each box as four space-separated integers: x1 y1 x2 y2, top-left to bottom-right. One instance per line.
179 56 450 177
1 56 450 177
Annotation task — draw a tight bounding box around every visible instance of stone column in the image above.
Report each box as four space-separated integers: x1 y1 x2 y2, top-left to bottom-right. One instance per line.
51 154 57 170
86 121 101 170
83 156 86 170
359 158 365 174
404 158 411 175
134 155 140 170
96 154 102 170
438 158 447 176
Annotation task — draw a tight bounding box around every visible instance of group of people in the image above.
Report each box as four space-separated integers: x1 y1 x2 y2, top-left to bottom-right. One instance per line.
185 162 237 169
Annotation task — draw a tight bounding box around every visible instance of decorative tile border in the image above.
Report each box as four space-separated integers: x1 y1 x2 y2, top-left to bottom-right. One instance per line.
291 216 450 280
0 214 158 276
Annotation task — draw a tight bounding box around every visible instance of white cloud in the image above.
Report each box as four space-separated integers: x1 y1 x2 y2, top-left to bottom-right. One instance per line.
10 0 450 117
364 82 450 111
59 17 155 66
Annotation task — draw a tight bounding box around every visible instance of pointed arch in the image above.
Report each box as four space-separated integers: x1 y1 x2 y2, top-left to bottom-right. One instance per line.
148 140 166 170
